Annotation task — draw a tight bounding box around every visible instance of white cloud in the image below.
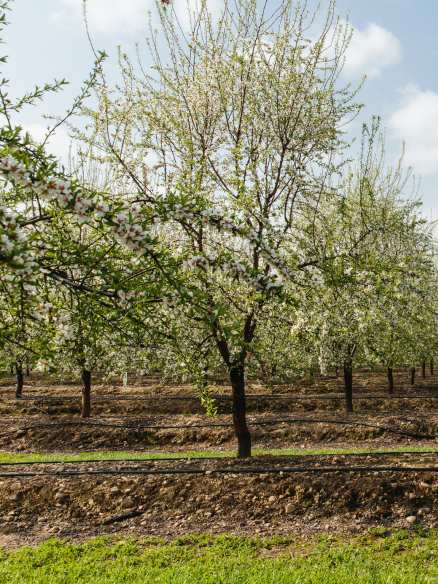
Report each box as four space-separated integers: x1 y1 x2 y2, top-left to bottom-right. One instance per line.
50 0 152 35
343 22 402 78
172 0 224 33
51 0 225 37
388 85 438 176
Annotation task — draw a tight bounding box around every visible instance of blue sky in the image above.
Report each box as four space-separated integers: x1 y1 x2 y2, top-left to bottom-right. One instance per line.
2 0 438 216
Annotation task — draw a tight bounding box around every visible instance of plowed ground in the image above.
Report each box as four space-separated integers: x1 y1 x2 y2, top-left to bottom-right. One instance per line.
1 367 438 549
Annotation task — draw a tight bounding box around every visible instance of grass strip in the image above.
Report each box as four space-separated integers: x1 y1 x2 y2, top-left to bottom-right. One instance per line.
0 450 227 464
256 444 438 457
1 530 438 583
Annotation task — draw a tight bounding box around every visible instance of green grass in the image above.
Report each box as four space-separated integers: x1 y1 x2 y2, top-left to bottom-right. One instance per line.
0 444 436 465
0 450 228 464
1 531 438 583
255 444 438 457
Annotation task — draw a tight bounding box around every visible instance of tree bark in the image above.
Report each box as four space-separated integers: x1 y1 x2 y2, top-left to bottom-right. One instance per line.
387 367 394 395
422 361 426 379
15 363 23 399
344 359 353 413
81 369 91 418
229 363 251 458
431 361 434 376
410 367 415 386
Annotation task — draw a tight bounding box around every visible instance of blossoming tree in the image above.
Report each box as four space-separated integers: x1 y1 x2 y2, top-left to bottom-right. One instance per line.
74 0 366 457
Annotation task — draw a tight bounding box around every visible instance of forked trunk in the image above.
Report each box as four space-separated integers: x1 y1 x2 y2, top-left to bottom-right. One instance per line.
410 367 415 386
431 361 434 376
422 361 426 379
387 367 394 395
15 363 23 399
81 369 91 418
344 359 353 413
229 363 251 458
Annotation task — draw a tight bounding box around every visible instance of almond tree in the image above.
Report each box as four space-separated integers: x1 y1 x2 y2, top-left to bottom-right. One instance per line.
76 0 364 457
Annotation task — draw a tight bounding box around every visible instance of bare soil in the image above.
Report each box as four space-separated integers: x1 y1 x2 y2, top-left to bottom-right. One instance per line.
1 453 438 549
1 409 438 452
1 368 437 418
1 367 438 550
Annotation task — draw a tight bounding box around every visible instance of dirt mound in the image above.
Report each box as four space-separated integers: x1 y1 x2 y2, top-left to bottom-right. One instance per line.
0 411 437 453
1 454 437 545
3 393 438 418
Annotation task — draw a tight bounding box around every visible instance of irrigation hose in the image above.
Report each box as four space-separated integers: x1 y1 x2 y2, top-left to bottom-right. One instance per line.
4 393 438 402
1 466 438 478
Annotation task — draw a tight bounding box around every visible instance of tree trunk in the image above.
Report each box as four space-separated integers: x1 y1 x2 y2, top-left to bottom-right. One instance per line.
10 364 13 375
431 361 434 376
344 359 353 413
387 367 394 395
422 361 426 379
15 363 23 399
81 369 91 418
229 363 251 458
410 367 415 386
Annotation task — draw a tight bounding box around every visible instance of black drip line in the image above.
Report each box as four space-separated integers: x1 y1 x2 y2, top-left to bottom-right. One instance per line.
1 466 438 478
4 393 438 402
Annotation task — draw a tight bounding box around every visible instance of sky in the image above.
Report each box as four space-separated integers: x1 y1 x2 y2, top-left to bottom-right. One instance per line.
2 0 438 217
